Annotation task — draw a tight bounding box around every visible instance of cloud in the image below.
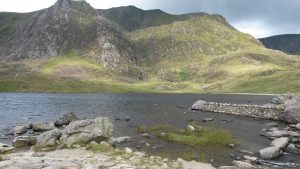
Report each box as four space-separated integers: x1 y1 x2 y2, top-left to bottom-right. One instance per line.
1 0 300 38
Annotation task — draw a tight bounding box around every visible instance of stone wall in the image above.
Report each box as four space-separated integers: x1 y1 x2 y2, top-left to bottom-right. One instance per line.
192 100 285 120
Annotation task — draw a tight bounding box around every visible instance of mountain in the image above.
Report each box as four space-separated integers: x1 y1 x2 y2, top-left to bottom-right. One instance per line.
0 0 300 93
259 34 300 55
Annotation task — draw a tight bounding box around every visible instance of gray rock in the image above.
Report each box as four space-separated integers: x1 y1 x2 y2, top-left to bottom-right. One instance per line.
12 126 27 135
42 166 62 169
0 143 14 153
269 96 285 105
33 122 55 132
295 123 300 130
218 166 239 169
59 117 113 147
271 137 289 149
13 136 37 147
35 128 62 149
191 100 207 110
203 118 214 122
54 112 78 127
283 95 300 123
112 136 131 144
266 122 278 127
259 146 282 159
285 144 300 154
141 133 150 138
232 161 255 169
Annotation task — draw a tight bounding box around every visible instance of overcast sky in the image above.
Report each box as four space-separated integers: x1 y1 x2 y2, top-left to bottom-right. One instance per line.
0 0 299 38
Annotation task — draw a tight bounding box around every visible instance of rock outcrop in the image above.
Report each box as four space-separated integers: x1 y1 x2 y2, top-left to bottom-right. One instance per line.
283 95 300 124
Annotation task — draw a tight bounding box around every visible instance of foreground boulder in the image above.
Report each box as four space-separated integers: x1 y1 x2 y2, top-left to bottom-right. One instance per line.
32 122 55 132
283 95 300 124
259 147 282 159
54 112 78 127
34 129 62 151
12 126 27 135
13 136 37 147
191 100 207 110
59 117 113 147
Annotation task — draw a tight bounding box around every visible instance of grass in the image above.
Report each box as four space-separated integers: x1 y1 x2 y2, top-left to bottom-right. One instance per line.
148 124 236 147
1 16 300 94
0 155 3 161
86 143 113 153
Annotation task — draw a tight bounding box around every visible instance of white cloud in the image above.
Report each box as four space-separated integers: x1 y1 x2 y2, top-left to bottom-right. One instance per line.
232 20 274 38
0 0 56 12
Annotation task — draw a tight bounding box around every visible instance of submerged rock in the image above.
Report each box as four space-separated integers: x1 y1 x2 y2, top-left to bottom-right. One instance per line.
191 100 207 110
13 136 37 147
59 117 113 147
12 126 27 135
259 146 282 159
54 112 78 127
285 144 300 154
112 136 131 144
203 118 214 122
32 122 55 132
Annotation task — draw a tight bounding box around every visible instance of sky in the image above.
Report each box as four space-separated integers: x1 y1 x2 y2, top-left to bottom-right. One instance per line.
0 0 299 38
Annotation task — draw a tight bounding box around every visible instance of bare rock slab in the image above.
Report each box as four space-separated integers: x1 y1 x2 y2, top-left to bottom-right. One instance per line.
232 161 255 169
271 137 289 149
13 136 37 147
259 146 282 159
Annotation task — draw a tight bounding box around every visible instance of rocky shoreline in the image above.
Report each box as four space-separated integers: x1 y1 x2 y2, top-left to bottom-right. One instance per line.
0 114 218 169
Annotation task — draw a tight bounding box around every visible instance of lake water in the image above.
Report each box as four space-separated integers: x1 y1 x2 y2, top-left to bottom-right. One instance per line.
0 93 297 168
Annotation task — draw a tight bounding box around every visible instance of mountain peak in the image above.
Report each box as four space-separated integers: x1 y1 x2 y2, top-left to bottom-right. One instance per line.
53 0 92 11
55 0 72 9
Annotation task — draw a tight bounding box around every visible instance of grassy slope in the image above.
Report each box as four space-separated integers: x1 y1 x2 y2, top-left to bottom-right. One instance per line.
0 16 300 93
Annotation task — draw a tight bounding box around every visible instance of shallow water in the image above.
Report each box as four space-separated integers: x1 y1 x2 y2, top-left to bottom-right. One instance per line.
0 93 297 167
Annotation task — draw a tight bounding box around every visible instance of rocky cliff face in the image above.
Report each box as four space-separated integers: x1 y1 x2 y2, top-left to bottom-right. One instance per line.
0 0 144 77
1 0 96 60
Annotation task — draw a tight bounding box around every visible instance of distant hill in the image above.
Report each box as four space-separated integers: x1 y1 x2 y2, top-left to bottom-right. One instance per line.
259 34 300 55
0 0 300 93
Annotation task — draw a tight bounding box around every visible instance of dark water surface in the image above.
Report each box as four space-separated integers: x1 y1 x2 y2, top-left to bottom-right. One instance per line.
0 93 297 167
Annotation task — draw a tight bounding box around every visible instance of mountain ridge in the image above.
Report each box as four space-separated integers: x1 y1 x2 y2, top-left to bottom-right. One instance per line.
0 0 299 93
259 34 300 55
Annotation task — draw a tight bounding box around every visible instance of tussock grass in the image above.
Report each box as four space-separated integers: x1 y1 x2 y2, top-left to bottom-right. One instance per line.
86 143 113 153
148 124 236 147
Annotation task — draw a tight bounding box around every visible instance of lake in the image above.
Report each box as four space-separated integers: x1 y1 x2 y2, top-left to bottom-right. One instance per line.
0 93 297 167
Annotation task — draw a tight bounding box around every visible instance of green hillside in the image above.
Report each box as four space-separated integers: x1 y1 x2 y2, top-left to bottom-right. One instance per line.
0 3 300 94
1 16 300 93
